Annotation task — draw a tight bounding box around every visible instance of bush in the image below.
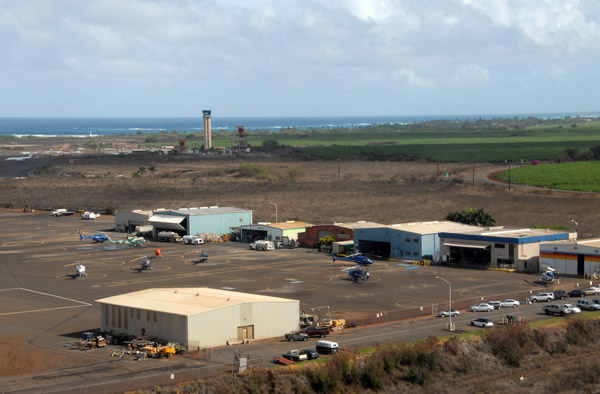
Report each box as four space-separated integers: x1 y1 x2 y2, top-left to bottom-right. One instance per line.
281 166 306 180
565 316 597 345
237 164 277 180
484 323 534 367
362 358 385 390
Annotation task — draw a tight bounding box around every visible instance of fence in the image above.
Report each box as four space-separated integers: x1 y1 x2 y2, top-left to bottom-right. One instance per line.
42 358 264 394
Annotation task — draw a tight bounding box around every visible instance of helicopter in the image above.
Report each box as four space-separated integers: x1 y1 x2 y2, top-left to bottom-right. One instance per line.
79 232 110 243
138 257 152 271
540 266 559 285
75 263 87 277
342 266 370 282
194 250 209 264
111 236 146 247
332 253 373 266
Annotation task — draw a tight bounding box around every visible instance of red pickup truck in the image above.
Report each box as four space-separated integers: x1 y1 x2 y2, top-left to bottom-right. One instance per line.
300 326 330 338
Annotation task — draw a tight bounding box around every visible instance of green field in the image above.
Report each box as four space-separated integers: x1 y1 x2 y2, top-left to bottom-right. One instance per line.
138 118 600 163
496 161 600 192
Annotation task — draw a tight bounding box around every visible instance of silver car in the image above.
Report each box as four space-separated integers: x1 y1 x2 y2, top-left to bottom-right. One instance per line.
438 309 460 317
471 318 493 327
470 303 494 312
501 299 520 308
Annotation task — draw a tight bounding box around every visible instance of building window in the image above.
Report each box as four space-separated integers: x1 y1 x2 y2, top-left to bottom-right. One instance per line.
118 307 122 328
130 308 134 318
137 309 141 320
111 306 116 327
104 305 109 326
405 238 411 242
146 311 150 322
413 238 419 243
495 243 505 249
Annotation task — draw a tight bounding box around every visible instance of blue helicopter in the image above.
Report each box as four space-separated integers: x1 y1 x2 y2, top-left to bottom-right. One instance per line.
331 253 373 266
342 266 370 282
79 232 110 243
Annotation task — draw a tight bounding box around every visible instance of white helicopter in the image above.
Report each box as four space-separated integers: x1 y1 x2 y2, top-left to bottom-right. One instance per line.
75 263 87 277
540 266 559 285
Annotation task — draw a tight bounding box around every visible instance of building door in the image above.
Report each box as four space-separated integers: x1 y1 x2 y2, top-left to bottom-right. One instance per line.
577 254 585 276
237 325 254 341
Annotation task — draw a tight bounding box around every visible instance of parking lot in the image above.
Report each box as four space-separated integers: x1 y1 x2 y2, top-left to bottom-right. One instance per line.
0 208 593 392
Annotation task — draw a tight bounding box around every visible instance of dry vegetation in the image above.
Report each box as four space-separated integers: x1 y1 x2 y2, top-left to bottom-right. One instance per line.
2 153 600 237
148 317 600 393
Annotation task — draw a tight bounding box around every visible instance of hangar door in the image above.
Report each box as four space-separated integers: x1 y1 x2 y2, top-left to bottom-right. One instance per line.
358 240 390 260
445 242 491 267
242 229 268 242
317 230 333 239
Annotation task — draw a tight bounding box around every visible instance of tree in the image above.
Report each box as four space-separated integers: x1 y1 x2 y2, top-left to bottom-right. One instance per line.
445 208 495 227
148 165 156 177
138 166 147 176
262 139 280 152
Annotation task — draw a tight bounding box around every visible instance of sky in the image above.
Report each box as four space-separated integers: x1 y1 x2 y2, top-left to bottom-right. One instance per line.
0 0 599 118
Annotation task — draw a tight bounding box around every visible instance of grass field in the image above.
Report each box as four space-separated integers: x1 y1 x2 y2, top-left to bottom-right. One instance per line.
496 161 600 192
140 122 600 162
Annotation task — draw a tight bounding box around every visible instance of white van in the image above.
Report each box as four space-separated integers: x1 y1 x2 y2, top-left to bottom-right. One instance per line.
316 340 339 354
183 235 205 245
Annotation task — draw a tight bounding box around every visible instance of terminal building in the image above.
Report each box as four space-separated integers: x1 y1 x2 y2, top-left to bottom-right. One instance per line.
439 226 577 272
96 288 300 348
352 221 479 261
539 239 600 276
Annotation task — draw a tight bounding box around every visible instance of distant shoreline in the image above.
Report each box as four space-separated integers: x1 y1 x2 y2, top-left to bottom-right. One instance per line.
1 112 600 137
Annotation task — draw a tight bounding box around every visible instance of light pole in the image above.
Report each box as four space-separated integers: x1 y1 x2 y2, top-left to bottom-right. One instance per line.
436 276 454 331
269 201 278 223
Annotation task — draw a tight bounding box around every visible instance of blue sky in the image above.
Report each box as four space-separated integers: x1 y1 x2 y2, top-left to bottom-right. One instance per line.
0 0 598 117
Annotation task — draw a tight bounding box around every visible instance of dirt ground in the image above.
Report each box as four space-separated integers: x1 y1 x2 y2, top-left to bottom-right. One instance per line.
1 152 598 238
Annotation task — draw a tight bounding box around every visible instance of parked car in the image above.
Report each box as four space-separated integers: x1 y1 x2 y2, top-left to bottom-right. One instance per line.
552 290 568 300
282 350 307 362
285 331 308 342
583 287 600 296
576 299 600 311
470 303 494 312
438 309 460 317
543 304 570 316
301 326 330 338
299 349 320 360
568 289 587 298
488 301 503 310
501 299 520 308
563 304 581 314
529 292 555 302
471 318 494 328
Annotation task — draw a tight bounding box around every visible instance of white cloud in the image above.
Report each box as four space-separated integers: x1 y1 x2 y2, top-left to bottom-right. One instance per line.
0 0 598 116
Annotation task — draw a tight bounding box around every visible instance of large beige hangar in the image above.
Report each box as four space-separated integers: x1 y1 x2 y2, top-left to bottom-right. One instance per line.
96 288 299 348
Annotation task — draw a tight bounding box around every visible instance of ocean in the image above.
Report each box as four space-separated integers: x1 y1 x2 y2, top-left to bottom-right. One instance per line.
0 112 599 137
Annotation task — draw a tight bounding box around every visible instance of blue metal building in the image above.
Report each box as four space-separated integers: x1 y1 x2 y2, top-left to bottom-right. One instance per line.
150 206 252 236
353 221 478 261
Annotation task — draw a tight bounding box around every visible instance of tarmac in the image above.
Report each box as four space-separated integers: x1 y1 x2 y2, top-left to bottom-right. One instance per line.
0 208 589 393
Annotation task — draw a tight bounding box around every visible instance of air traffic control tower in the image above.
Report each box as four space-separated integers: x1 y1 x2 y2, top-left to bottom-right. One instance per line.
203 110 212 150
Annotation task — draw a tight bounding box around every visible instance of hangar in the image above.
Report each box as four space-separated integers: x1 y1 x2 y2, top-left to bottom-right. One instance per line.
540 239 600 277
298 221 383 248
240 221 312 245
439 226 577 272
115 206 252 236
353 221 478 261
114 210 153 232
96 288 300 349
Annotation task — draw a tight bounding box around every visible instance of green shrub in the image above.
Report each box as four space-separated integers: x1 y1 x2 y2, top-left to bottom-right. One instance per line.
362 358 385 390
565 316 596 345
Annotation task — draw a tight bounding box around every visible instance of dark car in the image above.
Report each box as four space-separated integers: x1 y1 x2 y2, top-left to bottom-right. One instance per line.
553 290 568 300
299 349 320 360
301 326 330 338
568 289 587 298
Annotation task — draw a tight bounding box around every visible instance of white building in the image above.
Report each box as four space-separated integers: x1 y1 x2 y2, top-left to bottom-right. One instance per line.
96 288 299 348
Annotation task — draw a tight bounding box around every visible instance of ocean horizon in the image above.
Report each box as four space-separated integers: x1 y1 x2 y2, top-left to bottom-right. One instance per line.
0 112 599 137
